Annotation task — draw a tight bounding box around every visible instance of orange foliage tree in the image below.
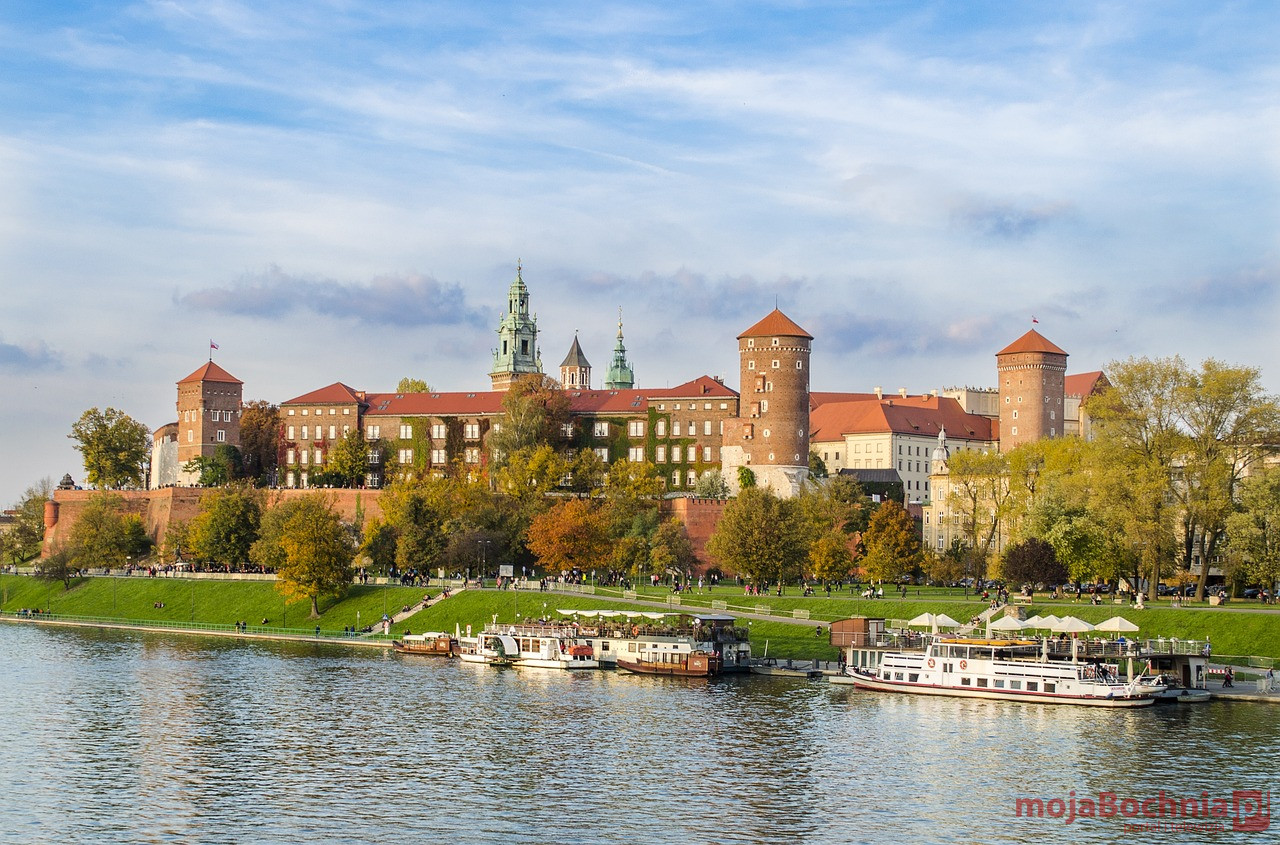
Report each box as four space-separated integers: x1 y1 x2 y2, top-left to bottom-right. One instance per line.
526 497 609 574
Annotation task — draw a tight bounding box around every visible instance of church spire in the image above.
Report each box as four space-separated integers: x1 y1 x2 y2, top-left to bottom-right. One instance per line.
604 306 635 390
489 261 543 391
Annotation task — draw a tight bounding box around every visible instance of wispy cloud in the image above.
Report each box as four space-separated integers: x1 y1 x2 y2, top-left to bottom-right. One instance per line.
181 266 488 328
0 338 63 371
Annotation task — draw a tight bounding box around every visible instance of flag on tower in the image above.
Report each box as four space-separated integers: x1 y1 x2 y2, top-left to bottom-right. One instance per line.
210 340 220 350
1031 316 1039 324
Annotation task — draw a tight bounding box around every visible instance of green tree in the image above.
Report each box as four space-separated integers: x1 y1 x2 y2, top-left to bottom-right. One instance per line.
706 487 803 589
322 428 370 488
356 517 398 575
3 481 53 564
737 466 756 490
239 400 281 485
1225 467 1280 593
809 529 854 585
183 444 242 487
942 449 1011 578
187 486 262 566
63 495 151 572
649 519 696 581
396 377 433 393
69 407 151 489
388 489 447 573
808 451 829 479
860 500 921 583
693 470 731 499
251 495 354 617
487 375 571 464
1001 537 1067 587
37 548 79 590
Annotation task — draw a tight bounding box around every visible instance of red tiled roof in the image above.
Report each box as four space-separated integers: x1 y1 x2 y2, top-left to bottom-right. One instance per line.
809 395 997 443
996 329 1067 357
811 391 881 409
738 309 813 340
1065 371 1106 398
648 376 739 399
178 361 242 385
363 390 506 416
281 382 365 406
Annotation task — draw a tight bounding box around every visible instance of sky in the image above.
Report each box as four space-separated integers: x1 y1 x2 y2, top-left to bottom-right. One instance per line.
1 1 1278 505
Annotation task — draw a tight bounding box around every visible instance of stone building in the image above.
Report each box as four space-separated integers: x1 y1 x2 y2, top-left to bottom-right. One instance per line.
149 360 244 487
720 309 812 498
996 329 1067 451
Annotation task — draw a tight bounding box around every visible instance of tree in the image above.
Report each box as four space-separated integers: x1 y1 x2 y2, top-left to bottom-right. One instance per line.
809 529 854 585
527 498 609 575
187 486 261 566
251 495 354 617
396 377 433 393
356 517 398 574
37 548 78 590
737 466 756 490
388 489 447 573
487 375 571 463
942 449 1011 578
706 487 803 589
3 480 52 564
808 451 829 479
183 444 242 487
322 428 370 488
602 460 664 536
649 519 696 580
1001 537 1067 587
693 471 731 499
69 407 151 489
1225 467 1280 593
860 500 921 583
239 400 280 485
62 495 151 572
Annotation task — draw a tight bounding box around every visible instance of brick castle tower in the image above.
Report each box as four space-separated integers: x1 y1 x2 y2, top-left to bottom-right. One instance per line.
720 308 812 497
175 360 243 484
996 328 1067 451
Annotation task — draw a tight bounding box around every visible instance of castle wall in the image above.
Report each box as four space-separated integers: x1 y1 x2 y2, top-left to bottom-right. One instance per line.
663 497 729 574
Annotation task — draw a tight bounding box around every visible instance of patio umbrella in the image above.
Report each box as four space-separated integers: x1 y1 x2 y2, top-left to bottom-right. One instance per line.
907 612 937 627
1051 616 1096 633
1095 616 1140 634
1023 614 1045 628
1037 614 1063 629
988 615 1027 632
934 614 962 628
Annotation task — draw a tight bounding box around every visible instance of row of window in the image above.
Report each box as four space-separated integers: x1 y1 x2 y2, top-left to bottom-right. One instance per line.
286 408 352 416
182 409 238 423
746 360 803 371
287 425 351 441
653 402 731 411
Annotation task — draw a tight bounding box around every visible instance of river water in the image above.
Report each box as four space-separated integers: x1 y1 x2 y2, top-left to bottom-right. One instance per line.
1 624 1275 845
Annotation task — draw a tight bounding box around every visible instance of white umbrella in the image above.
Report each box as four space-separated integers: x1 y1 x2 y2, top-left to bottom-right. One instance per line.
1095 616 1140 633
1051 616 1095 633
934 614 962 628
988 615 1027 632
907 613 938 627
1023 614 1045 628
1037 614 1063 629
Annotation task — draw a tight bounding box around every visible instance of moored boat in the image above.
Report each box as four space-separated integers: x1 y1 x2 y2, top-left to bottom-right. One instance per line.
458 624 599 670
617 649 721 677
554 610 751 673
835 636 1155 708
392 632 456 656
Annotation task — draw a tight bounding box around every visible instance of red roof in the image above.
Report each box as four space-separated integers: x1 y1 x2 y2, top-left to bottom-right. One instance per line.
648 376 739 399
996 329 1067 357
1065 371 1106 398
811 391 881 409
809 395 997 443
363 390 506 417
737 309 813 340
178 361 242 385
282 382 365 406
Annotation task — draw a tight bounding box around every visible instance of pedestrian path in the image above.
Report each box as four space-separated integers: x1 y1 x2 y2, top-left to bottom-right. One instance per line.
371 585 465 634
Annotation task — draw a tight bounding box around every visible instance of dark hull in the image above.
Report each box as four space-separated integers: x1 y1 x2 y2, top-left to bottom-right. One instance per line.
616 653 721 677
392 640 456 657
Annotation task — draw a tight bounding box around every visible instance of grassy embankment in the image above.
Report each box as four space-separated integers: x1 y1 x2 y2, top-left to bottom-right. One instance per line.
3 577 1276 661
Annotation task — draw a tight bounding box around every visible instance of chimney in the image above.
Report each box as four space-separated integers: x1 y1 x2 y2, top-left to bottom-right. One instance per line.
898 388 908 398
874 386 883 400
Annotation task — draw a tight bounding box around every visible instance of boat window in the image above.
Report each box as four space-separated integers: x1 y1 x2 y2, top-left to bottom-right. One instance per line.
994 680 1005 689
1045 683 1056 693
1027 682 1038 691
600 642 610 652
908 674 919 683
960 678 971 686
1010 681 1021 690
628 643 637 652
894 672 904 681
977 678 989 688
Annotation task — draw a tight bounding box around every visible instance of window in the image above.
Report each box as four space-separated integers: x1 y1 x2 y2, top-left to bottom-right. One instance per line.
628 447 644 462
687 446 696 462
431 449 447 464
287 426 295 440
399 448 413 464
287 409 295 416
301 426 309 440
747 339 755 347
760 400 769 413
300 450 309 465
400 424 413 439
215 429 225 442
328 426 336 440
593 421 609 437
656 420 666 436
465 447 480 463
366 473 380 487
560 423 574 438
287 449 296 465
286 471 295 487
703 420 712 436
748 361 756 370
187 430 193 443
772 360 780 369
1012 410 1019 420
314 449 323 465
703 403 711 410
367 449 380 465
672 421 681 436
1011 426 1019 436
703 446 712 462
211 410 219 422
342 425 349 436
432 424 446 439
315 409 322 417
628 420 645 437
671 447 682 463
302 409 308 416
656 445 667 462
366 425 381 440
720 403 728 410
672 471 681 486
343 408 350 415
594 447 608 462
796 360 803 370
687 470 697 486
464 423 480 439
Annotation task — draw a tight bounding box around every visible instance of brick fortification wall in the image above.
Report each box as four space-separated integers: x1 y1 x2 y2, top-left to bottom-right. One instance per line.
43 487 386 558
663 497 728 574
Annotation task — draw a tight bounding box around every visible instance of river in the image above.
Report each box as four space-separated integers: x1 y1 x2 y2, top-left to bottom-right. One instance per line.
0 624 1275 844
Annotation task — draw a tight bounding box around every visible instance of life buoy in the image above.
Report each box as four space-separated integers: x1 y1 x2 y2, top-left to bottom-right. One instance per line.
927 658 936 668
632 625 640 637
959 660 967 670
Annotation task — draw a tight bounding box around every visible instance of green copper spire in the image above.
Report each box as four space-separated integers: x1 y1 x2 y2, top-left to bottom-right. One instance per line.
604 306 635 389
490 261 543 390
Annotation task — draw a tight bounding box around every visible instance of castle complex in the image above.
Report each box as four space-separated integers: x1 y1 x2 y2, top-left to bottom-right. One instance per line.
149 267 1108 511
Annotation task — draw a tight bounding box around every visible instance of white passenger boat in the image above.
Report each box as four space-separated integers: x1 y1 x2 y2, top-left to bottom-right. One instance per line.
457 624 598 670
554 610 752 673
834 637 1155 708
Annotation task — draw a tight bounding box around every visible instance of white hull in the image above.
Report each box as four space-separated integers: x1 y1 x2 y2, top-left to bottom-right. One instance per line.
845 670 1155 707
458 630 599 670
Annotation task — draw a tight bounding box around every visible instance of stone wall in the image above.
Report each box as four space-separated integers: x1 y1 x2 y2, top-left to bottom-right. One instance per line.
663 497 729 574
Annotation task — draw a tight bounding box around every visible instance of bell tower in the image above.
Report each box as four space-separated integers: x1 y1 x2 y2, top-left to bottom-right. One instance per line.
489 262 543 391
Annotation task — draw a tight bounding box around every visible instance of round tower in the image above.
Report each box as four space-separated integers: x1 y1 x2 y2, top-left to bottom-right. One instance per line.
721 308 812 497
996 328 1067 451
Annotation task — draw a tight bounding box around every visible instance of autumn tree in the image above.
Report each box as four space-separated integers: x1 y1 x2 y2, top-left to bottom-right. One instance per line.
69 407 151 489
706 487 803 590
809 529 854 585
2 480 52 564
649 519 696 580
602 459 664 536
186 485 262 566
526 498 609 575
385 487 447 573
860 500 921 583
239 400 280 484
251 495 354 617
396 377 433 393
487 375 571 463
942 449 1011 578
63 495 151 572
320 428 369 488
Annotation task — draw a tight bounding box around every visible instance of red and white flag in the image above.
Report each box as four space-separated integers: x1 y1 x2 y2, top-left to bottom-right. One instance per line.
1031 316 1039 324
210 340 220 350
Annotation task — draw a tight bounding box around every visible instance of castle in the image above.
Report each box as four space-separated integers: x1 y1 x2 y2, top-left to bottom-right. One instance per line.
149 266 1107 505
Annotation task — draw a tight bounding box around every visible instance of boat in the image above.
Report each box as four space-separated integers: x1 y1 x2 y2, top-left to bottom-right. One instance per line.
457 624 599 670
835 636 1156 707
1134 674 1213 704
392 632 456 656
750 657 825 679
553 610 752 673
617 649 722 677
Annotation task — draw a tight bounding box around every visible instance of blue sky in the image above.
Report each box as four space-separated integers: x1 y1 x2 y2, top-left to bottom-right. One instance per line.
2 1 1277 504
